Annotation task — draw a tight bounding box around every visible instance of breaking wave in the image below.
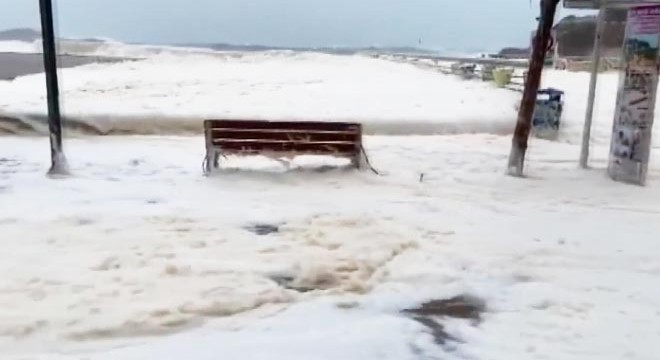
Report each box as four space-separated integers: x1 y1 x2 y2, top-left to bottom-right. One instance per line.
0 38 225 59
0 37 439 60
0 40 41 54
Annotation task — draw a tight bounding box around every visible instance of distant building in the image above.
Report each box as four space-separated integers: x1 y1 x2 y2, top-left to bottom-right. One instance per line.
553 8 627 71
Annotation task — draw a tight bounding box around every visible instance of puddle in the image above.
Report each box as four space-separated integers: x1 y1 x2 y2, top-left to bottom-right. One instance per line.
244 223 280 236
403 294 485 345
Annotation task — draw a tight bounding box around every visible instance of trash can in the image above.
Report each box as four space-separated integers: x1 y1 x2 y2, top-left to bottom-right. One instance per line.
481 64 495 82
493 68 513 88
451 63 477 80
532 88 564 140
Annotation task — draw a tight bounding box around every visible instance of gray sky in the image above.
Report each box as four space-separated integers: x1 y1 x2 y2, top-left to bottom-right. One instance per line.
1 0 590 52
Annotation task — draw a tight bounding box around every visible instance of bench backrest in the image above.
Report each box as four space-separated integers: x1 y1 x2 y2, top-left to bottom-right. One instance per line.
204 119 362 156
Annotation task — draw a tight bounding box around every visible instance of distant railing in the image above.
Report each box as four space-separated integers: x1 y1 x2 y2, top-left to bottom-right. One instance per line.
554 56 622 71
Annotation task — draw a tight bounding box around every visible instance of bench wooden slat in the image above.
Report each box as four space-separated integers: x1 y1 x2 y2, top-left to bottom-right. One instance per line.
220 149 357 156
214 139 357 145
210 128 360 134
205 120 361 132
211 131 359 142
215 141 358 153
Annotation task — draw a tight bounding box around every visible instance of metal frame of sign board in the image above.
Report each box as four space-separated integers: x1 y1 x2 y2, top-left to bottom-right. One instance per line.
578 0 660 168
565 0 660 9
564 0 600 8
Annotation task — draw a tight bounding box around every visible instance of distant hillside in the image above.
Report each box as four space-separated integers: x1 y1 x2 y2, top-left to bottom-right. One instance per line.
495 10 628 60
497 47 529 58
0 28 41 42
554 9 627 57
181 43 438 55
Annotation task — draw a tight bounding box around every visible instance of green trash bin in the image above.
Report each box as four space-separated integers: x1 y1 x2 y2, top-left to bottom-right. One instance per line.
493 68 513 88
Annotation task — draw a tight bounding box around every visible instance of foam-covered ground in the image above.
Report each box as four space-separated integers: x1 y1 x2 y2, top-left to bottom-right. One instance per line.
0 40 40 54
0 51 520 136
2 135 660 359
2 42 660 359
1 47 658 147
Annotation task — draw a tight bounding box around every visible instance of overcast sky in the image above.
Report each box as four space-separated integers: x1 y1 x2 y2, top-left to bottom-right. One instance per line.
1 0 590 52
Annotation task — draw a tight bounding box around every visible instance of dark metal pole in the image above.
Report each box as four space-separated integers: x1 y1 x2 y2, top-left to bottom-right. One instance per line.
507 0 560 176
39 0 68 175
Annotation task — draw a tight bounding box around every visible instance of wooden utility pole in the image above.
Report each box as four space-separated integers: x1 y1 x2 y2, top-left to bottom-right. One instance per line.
39 0 68 175
507 0 560 177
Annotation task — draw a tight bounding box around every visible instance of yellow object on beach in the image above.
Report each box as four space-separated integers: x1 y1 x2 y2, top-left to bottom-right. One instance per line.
493 68 513 88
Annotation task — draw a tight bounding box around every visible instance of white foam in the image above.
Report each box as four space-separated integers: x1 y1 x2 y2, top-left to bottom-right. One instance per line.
0 51 521 136
0 40 41 54
2 134 660 359
0 37 224 58
2 45 656 144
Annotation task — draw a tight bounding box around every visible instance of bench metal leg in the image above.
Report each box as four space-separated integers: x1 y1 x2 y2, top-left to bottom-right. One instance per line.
204 151 214 175
205 150 221 174
352 153 365 170
354 148 379 175
213 151 220 169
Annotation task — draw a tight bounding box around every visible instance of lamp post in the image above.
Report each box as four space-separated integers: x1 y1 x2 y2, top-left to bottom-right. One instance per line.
38 0 68 175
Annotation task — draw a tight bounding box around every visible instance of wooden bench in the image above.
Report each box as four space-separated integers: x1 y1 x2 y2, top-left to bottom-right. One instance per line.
204 119 365 173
